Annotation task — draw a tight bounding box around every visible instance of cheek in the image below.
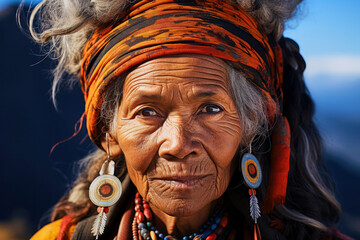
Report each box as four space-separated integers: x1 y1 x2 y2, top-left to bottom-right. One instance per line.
116 120 160 196
214 152 238 193
202 114 242 169
198 114 241 195
116 119 158 172
211 136 239 193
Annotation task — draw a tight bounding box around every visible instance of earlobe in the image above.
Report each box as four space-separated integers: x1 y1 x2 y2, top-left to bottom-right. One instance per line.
100 133 122 156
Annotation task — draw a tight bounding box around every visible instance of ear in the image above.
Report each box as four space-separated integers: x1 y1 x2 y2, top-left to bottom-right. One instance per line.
100 133 122 156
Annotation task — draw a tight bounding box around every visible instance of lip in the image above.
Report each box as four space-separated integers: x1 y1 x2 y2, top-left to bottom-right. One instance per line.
151 175 210 188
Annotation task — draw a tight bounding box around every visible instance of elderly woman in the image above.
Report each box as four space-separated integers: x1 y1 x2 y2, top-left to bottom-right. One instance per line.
29 0 348 240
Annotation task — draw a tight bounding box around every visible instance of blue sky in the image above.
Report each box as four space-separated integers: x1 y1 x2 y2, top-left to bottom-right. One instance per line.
283 0 360 79
285 0 360 56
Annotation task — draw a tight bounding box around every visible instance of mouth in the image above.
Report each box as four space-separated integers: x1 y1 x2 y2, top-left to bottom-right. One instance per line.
152 175 210 188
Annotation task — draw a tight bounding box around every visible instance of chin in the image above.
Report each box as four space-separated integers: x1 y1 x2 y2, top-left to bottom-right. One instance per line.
157 196 209 217
148 187 217 217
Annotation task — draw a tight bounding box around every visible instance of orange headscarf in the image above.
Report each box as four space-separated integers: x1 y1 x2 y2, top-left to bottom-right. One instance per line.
81 0 289 213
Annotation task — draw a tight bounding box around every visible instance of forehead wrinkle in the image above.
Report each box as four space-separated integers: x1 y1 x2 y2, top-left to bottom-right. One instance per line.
124 82 163 102
189 68 226 78
123 56 231 104
148 69 226 82
139 76 227 88
134 56 227 75
127 74 228 91
130 82 176 104
125 55 228 84
133 67 226 82
195 82 229 93
126 65 154 82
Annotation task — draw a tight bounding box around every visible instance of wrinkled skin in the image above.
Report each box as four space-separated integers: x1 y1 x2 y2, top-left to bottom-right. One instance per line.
103 54 243 235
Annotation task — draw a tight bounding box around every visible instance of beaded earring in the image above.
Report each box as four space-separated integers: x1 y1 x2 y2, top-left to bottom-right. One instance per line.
89 133 122 239
241 143 262 240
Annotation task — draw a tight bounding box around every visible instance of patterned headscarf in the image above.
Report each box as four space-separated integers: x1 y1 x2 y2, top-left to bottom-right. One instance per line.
81 0 290 213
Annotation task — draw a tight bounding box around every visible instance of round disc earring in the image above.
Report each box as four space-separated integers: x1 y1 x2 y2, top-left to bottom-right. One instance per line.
89 133 122 239
241 142 262 239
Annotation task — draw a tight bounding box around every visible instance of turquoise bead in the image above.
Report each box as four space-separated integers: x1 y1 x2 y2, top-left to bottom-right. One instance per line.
147 221 152 227
141 228 149 239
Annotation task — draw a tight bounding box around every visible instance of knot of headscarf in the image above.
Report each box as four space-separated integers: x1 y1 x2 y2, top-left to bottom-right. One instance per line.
81 0 289 214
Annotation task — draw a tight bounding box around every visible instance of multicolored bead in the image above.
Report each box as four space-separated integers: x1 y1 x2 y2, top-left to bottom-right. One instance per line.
133 192 228 240
150 230 157 240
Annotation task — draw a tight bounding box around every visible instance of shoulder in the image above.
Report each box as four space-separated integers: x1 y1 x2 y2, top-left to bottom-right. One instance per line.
30 215 77 240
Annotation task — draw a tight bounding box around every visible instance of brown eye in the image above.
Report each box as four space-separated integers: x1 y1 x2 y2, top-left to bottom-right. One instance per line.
200 104 223 114
139 108 158 117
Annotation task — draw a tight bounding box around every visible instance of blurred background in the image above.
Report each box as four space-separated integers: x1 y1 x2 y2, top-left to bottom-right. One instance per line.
0 0 359 239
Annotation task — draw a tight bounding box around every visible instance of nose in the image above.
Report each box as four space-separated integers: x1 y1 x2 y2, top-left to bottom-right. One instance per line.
158 119 202 160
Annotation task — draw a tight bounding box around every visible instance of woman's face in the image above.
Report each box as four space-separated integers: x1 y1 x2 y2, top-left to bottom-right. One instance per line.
109 54 243 217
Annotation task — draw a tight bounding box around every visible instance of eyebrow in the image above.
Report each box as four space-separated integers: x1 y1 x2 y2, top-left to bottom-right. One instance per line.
138 93 162 100
193 91 217 98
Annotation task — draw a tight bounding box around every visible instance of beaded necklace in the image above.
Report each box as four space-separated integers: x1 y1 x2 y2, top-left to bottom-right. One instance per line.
132 192 229 240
